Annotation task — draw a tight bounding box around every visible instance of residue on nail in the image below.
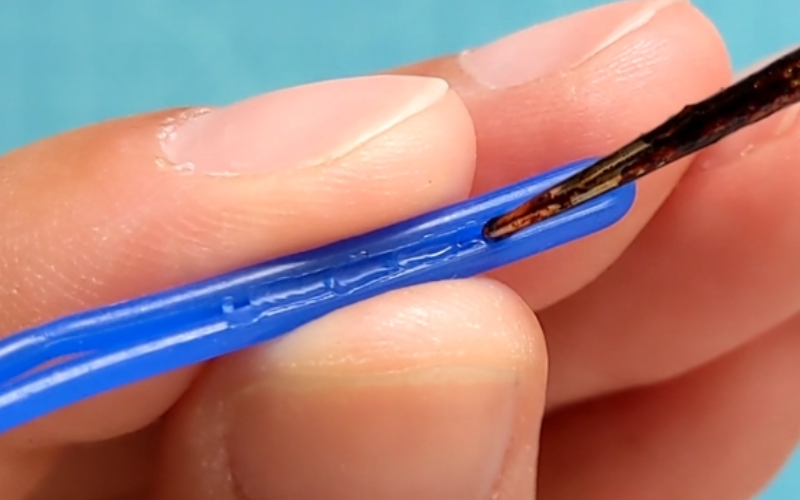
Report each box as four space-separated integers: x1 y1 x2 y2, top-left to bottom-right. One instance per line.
158 107 212 145
156 107 225 176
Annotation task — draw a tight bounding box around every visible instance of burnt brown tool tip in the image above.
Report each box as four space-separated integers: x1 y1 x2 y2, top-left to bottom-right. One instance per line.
484 45 800 241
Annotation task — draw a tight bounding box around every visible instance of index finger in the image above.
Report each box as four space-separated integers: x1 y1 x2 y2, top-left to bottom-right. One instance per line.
390 0 731 307
0 75 475 448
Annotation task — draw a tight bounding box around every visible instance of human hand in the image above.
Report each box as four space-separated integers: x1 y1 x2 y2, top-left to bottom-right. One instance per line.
2 1 799 499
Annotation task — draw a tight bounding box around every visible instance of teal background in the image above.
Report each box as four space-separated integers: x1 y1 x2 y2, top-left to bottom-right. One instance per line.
0 1 797 497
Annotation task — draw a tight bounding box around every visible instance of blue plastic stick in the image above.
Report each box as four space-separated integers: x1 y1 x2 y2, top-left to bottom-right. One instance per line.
0 158 635 433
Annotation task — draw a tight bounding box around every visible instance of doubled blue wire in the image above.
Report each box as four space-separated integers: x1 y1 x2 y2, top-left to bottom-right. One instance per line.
0 158 635 433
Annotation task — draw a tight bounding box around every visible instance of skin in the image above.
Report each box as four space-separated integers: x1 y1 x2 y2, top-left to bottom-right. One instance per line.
2 1 800 499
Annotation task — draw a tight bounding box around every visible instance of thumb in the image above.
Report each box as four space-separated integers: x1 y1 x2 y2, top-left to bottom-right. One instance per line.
154 278 547 500
0 75 475 498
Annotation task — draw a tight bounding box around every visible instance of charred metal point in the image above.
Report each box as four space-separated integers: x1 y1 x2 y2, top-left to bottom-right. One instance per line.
484 45 800 241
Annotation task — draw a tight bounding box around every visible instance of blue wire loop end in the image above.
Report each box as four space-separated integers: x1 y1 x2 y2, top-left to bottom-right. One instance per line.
0 158 635 433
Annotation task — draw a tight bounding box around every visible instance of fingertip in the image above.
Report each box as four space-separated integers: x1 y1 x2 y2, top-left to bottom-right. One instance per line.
2 79 479 331
395 0 731 194
250 278 545 378
1 76 479 446
391 0 732 310
155 279 546 500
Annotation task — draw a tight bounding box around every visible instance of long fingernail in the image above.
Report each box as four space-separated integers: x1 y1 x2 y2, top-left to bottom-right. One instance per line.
225 368 518 500
459 0 683 89
159 75 448 174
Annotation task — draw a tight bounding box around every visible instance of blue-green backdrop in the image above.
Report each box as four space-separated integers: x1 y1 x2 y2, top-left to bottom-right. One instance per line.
0 1 797 497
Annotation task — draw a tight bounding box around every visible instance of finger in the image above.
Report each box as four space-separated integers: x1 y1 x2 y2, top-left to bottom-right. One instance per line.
154 279 546 500
391 0 731 307
538 312 800 500
20 426 159 500
0 75 477 496
691 44 800 169
539 86 800 407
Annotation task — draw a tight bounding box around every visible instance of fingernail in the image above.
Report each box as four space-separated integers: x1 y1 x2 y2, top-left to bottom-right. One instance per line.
159 75 448 174
459 0 682 89
225 367 518 500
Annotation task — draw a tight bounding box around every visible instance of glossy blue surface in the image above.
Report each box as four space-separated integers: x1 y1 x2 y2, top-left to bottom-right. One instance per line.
0 1 797 496
0 159 633 434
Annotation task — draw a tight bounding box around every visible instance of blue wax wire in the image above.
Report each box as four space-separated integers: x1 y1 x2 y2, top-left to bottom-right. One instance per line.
0 158 635 433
